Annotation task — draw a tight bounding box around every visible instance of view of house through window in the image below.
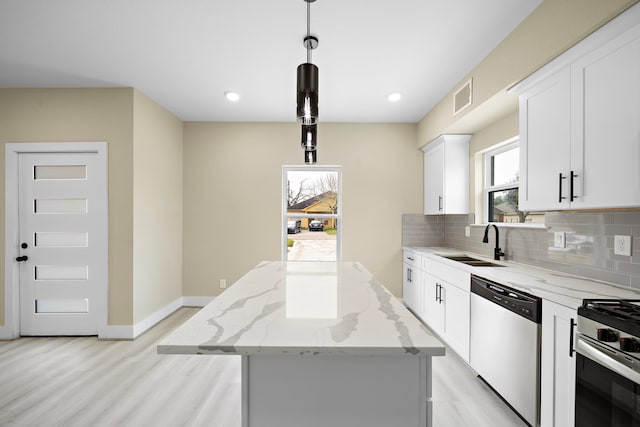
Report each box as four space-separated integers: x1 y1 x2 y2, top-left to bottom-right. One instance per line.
484 141 543 224
282 167 341 261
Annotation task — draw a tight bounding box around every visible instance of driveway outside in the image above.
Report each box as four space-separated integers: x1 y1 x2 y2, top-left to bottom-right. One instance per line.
287 230 337 261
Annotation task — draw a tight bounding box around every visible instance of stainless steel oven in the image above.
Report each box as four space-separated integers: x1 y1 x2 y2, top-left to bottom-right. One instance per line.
576 300 640 427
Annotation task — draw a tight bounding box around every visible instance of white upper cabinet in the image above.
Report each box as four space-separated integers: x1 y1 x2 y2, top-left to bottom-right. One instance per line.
518 68 571 211
570 24 640 208
422 134 470 215
513 5 640 211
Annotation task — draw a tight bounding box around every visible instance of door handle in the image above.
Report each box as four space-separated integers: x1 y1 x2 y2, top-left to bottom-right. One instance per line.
438 196 443 211
16 255 28 262
570 171 578 202
558 173 566 203
569 318 576 357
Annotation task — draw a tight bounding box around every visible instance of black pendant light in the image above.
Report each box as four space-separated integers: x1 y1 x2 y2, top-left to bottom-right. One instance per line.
301 123 317 151
297 0 319 164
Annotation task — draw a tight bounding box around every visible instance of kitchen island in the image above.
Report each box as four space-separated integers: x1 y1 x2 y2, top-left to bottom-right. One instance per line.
158 261 445 427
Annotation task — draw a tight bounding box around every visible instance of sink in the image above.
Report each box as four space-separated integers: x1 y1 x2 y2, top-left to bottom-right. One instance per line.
439 254 505 267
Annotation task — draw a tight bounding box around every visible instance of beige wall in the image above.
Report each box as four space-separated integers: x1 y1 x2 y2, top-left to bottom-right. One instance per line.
0 88 134 326
132 90 183 323
468 111 519 222
417 0 639 148
183 122 421 297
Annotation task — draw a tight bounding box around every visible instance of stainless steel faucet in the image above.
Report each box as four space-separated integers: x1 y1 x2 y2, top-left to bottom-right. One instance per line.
482 224 505 261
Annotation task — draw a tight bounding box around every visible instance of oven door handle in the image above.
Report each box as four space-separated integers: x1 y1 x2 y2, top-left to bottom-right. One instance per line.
576 337 640 385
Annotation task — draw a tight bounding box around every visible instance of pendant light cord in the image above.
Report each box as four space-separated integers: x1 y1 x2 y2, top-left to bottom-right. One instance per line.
306 0 311 63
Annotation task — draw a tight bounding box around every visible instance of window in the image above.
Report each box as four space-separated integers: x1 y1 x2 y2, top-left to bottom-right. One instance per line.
282 166 341 261
484 140 529 223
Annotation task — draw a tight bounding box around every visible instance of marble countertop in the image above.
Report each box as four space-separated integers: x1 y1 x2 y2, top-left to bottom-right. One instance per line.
404 246 640 310
158 261 445 357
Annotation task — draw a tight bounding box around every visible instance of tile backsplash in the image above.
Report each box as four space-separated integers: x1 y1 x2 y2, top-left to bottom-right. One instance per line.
403 211 640 290
401 214 445 247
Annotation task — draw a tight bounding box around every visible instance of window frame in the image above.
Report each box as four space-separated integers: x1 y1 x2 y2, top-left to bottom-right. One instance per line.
281 165 342 261
483 138 520 224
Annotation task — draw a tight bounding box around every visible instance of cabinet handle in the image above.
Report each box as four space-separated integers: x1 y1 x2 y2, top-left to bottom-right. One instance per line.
407 268 412 283
438 196 443 211
570 171 578 202
569 318 576 358
558 173 566 203
435 283 439 302
407 256 414 261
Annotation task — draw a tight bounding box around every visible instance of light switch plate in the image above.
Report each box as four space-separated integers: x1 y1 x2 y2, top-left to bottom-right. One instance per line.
614 235 632 256
465 226 470 237
554 231 566 248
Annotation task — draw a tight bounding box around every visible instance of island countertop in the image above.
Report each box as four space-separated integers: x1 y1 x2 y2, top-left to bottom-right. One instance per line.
158 261 445 357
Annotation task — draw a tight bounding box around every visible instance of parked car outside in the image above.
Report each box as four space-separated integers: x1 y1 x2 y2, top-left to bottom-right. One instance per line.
309 220 324 231
287 219 301 234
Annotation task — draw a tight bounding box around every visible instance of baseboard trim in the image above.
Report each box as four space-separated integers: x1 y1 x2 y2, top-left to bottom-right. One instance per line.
132 297 183 339
99 296 215 340
100 325 134 340
0 325 18 340
182 296 214 307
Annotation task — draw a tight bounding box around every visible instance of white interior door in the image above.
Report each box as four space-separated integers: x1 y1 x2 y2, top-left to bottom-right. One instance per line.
17 152 107 336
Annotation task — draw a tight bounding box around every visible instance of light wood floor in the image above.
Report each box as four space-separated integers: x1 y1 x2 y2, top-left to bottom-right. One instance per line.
0 308 527 427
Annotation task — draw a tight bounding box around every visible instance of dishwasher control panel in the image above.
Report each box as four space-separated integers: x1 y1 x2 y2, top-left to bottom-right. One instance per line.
471 275 542 323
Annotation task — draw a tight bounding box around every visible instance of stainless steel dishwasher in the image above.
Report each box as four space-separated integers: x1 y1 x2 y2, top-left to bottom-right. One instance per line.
470 275 541 427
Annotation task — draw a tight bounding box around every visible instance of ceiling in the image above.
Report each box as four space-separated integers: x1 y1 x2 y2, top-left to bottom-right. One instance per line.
0 0 541 123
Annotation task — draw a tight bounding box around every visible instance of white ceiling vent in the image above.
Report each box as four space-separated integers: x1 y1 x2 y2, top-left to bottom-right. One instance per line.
453 78 473 116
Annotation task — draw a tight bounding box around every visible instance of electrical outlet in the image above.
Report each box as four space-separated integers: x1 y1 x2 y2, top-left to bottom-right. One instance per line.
554 231 566 248
219 279 227 289
614 235 632 256
465 226 470 237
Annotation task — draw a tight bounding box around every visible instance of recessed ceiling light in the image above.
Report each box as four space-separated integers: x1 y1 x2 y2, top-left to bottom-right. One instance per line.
224 91 240 102
387 92 402 103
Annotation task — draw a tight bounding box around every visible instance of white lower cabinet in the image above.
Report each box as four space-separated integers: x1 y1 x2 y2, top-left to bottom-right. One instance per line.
421 259 470 362
402 252 422 315
540 300 577 427
421 273 443 333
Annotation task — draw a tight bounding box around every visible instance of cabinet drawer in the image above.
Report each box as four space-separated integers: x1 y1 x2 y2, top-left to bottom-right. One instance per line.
403 251 421 268
422 258 470 292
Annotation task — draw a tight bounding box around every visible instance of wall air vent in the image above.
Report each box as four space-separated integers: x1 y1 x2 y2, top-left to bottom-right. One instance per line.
453 78 473 116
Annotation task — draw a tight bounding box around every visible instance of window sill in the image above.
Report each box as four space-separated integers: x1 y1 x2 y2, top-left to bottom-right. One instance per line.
470 222 548 230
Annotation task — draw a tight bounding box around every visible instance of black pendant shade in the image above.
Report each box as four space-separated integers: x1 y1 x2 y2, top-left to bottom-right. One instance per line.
305 149 317 165
301 123 317 151
296 63 319 125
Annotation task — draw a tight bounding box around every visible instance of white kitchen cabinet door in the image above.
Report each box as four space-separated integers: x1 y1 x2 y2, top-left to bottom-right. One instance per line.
402 262 421 315
421 272 443 335
570 23 640 209
423 141 445 215
441 282 470 362
423 134 470 215
518 67 571 211
540 300 576 427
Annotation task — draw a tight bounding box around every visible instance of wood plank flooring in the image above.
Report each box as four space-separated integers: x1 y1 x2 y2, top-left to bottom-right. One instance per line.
0 308 527 427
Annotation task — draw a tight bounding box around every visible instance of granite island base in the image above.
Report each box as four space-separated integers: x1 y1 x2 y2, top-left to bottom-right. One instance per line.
158 261 445 427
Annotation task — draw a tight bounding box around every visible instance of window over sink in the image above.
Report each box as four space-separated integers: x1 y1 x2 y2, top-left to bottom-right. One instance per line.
483 139 542 224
